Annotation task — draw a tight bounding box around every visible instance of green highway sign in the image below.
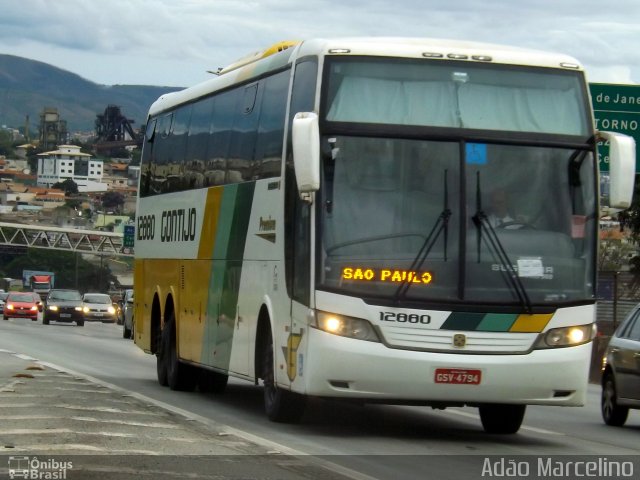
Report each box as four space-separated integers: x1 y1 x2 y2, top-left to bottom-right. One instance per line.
123 225 135 248
589 83 640 172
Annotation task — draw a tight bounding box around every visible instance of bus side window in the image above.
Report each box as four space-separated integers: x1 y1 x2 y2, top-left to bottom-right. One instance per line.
254 69 289 180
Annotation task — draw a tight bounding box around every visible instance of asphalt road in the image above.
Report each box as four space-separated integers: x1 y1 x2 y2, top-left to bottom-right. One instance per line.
1 317 639 480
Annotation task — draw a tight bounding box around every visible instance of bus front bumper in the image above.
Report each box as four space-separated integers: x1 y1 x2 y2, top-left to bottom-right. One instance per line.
301 327 591 407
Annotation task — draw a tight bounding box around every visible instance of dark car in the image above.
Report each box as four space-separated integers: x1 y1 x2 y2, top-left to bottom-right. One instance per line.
81 293 118 323
601 304 640 426
3 291 43 321
43 289 84 326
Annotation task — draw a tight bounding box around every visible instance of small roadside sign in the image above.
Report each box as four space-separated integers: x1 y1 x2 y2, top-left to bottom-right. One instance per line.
123 225 135 248
589 83 640 172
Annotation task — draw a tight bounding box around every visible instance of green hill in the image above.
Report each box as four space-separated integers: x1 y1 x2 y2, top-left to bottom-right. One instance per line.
0 54 184 132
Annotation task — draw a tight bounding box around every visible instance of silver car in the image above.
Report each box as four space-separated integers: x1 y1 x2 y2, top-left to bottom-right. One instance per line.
0 291 9 316
122 289 134 339
601 304 640 426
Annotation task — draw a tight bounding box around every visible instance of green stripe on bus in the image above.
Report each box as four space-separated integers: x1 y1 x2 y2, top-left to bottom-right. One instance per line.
441 312 484 330
205 183 255 370
476 313 518 331
441 312 520 331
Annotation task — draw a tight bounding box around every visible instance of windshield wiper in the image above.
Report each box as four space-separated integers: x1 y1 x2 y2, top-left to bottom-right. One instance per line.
471 172 532 314
395 170 451 301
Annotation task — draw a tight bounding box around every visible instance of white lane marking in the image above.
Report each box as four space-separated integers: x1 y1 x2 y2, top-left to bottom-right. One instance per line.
14 354 38 361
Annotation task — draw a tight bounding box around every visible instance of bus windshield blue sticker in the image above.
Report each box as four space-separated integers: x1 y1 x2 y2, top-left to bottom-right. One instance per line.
466 143 487 165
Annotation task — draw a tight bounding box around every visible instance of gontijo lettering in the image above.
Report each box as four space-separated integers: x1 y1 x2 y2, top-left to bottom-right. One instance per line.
161 208 197 242
342 267 433 284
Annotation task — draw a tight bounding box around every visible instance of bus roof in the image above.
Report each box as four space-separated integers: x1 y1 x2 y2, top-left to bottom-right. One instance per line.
147 37 584 117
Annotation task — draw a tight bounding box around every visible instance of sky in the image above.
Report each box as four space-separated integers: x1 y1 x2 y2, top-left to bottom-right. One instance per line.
0 0 639 88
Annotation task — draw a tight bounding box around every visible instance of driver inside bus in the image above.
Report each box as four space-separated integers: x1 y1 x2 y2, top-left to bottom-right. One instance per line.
487 188 522 229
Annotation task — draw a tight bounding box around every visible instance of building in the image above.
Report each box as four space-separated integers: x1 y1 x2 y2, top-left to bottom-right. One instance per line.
38 108 68 150
0 183 65 212
0 157 30 173
36 145 107 193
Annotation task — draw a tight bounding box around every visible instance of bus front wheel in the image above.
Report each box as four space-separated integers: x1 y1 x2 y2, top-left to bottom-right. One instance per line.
262 328 306 423
479 404 526 434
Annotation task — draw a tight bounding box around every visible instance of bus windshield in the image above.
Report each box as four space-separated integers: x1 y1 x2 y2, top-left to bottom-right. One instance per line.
318 58 596 308
324 56 589 136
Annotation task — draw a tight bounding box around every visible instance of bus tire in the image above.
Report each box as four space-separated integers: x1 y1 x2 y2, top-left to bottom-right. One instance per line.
262 328 306 423
157 322 169 386
601 374 628 426
165 314 196 391
479 404 525 434
198 369 228 394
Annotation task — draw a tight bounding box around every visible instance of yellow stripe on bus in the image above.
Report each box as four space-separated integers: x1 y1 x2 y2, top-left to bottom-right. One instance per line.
509 313 553 333
198 188 223 259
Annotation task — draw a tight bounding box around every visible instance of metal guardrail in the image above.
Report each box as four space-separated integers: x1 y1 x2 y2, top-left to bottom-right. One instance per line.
0 221 133 257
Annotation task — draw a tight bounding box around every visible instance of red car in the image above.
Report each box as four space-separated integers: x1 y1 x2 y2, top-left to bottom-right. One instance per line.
4 292 43 321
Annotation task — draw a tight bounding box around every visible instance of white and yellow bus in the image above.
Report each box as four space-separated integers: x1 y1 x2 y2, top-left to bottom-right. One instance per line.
133 38 635 434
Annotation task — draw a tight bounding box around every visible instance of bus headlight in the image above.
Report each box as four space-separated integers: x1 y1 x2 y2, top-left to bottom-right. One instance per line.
315 311 380 342
534 324 596 349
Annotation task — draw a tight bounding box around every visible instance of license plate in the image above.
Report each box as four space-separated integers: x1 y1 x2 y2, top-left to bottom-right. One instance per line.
60 313 71 318
94 313 103 317
434 368 482 385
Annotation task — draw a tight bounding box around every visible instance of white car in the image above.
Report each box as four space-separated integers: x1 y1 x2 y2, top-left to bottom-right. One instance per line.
81 293 118 323
122 289 134 338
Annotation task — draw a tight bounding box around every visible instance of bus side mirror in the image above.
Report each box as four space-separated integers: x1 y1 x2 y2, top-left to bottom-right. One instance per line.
292 112 320 200
600 131 635 210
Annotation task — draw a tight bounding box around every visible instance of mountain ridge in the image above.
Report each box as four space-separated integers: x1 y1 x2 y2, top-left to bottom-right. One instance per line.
0 53 184 132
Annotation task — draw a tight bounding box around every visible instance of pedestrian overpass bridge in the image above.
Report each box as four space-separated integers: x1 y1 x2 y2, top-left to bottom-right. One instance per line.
0 222 133 257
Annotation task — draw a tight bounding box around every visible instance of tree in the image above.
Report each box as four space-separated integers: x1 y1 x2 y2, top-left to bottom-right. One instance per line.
0 130 14 156
1 249 117 292
65 198 83 210
599 230 635 271
616 175 640 272
130 148 141 166
101 191 125 212
53 178 79 195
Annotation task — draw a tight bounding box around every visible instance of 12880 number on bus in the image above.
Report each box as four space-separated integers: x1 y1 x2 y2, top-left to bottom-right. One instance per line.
137 215 156 240
379 312 431 324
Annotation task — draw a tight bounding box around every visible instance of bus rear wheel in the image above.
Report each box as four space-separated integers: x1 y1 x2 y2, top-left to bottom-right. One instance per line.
262 328 306 423
479 404 526 434
156 320 168 386
164 314 196 391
